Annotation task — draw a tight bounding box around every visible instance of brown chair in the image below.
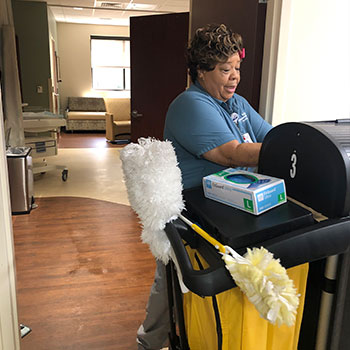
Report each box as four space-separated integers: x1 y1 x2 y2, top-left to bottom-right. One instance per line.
105 98 131 144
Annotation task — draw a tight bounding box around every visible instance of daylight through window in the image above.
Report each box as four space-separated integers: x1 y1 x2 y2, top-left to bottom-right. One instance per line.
91 36 130 91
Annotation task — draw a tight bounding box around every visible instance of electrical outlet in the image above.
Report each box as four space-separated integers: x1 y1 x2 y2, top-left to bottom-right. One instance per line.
36 85 43 93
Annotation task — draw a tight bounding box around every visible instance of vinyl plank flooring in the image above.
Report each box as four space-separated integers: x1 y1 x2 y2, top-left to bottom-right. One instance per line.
57 132 125 149
13 197 155 350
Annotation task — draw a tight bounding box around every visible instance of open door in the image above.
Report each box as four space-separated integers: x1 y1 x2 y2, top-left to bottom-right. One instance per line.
130 12 189 142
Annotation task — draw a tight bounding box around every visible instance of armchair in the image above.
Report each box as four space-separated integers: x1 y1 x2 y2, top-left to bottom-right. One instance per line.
105 98 131 144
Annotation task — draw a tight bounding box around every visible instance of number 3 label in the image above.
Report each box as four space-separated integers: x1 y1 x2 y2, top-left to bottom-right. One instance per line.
290 153 297 178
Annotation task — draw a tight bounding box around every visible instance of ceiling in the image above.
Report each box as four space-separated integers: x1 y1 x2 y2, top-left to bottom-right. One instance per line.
19 0 190 26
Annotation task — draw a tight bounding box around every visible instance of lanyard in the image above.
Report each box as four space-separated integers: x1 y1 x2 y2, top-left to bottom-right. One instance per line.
221 102 253 143
231 113 253 143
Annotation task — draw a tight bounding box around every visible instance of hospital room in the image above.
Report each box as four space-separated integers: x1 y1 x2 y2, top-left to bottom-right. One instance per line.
0 1 349 350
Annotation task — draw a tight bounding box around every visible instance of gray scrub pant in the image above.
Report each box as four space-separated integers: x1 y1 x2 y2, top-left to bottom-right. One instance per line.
137 260 170 350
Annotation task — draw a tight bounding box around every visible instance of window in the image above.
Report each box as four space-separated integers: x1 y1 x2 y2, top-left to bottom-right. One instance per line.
90 36 130 91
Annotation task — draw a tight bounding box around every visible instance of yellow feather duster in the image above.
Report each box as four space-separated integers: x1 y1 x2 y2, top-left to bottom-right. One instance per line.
223 246 299 326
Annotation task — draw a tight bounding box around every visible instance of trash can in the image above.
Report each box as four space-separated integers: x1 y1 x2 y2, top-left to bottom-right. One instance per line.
6 146 33 215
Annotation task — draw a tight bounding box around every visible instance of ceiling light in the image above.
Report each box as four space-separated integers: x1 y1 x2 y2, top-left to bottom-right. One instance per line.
95 1 157 10
126 3 157 10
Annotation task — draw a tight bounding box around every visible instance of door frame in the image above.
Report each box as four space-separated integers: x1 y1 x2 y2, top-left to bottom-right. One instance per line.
0 88 20 350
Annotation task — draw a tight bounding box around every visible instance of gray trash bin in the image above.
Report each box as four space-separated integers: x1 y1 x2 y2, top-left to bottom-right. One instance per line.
6 146 34 215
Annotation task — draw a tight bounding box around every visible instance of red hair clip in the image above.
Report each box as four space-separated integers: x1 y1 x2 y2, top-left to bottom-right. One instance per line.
239 48 245 60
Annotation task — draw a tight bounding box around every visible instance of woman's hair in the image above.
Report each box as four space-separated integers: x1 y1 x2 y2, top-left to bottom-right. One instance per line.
187 23 243 83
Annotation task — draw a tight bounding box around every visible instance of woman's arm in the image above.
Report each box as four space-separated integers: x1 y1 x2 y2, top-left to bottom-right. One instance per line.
203 140 262 167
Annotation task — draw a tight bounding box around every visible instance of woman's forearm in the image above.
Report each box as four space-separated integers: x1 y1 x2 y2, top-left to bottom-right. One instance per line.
203 140 262 167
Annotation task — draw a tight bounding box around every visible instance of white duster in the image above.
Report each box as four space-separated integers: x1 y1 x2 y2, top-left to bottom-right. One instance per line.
120 138 184 264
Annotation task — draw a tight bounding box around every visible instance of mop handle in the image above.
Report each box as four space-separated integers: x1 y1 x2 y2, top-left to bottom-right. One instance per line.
179 214 226 254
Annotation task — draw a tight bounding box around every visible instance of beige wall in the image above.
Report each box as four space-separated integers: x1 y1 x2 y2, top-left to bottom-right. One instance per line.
57 23 130 113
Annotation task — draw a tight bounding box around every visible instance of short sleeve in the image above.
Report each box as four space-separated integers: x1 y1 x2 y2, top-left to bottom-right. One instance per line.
166 93 236 157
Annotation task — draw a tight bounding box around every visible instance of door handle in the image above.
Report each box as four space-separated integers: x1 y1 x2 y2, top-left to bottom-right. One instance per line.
131 110 143 119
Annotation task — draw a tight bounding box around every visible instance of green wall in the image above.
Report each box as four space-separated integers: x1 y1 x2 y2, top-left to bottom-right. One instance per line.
12 0 51 110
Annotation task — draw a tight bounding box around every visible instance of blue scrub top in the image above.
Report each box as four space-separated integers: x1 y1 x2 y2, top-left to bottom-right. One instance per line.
164 83 272 189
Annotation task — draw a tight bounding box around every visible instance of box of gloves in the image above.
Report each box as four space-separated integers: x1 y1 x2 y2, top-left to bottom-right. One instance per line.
203 168 287 215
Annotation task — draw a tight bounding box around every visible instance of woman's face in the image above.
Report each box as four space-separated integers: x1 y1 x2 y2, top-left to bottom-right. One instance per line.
197 53 241 102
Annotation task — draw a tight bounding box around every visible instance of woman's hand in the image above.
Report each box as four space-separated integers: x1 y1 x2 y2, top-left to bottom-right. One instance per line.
203 140 262 167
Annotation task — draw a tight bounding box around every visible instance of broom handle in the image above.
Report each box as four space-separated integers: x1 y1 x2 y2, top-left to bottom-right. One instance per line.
179 214 226 254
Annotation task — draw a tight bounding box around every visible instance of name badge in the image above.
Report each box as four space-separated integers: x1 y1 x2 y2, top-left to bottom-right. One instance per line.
242 132 253 143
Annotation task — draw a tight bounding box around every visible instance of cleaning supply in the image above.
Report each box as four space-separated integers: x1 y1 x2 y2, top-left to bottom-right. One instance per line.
203 168 287 215
120 138 184 264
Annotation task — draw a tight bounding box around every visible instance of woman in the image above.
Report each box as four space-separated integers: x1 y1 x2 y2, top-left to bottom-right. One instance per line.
164 23 272 189
137 24 272 350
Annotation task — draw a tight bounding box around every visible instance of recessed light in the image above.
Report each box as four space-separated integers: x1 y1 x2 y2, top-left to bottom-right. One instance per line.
73 7 83 10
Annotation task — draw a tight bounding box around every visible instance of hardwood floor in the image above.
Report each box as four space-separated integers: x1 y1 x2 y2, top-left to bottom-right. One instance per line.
57 131 126 149
13 197 155 350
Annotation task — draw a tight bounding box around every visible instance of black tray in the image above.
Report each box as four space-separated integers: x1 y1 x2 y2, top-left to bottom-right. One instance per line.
183 186 315 251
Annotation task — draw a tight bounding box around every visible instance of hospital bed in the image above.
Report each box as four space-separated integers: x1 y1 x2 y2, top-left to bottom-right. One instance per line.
23 111 68 181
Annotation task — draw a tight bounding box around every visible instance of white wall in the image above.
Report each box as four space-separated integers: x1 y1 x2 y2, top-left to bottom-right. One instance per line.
47 6 58 45
0 1 21 348
0 90 20 350
57 23 129 112
261 0 350 126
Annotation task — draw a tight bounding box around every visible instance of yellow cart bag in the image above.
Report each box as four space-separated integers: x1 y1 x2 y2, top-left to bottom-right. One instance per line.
183 248 308 350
